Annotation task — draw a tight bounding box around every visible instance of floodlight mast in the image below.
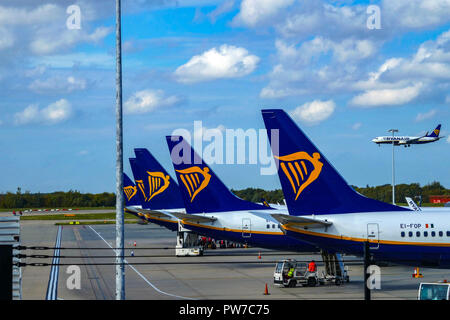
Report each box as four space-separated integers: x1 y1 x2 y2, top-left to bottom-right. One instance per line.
388 129 398 205
115 0 125 300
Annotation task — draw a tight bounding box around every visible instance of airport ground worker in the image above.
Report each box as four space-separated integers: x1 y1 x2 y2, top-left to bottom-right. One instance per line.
308 260 317 273
287 266 295 278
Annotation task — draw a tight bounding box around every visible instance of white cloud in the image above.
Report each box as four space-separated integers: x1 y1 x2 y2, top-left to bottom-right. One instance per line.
30 26 112 55
353 58 404 91
352 122 362 130
276 2 368 40
383 0 450 30
31 52 113 69
29 76 87 93
0 4 62 26
0 27 14 50
416 109 437 122
332 39 376 62
350 83 422 107
0 4 112 56
260 37 378 98
260 87 307 99
174 44 259 83
233 0 294 27
194 124 226 140
290 100 336 125
124 89 180 114
208 0 235 23
14 99 72 125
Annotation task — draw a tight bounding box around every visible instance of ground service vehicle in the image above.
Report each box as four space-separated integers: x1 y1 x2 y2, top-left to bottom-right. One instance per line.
418 282 450 300
274 259 321 287
274 254 349 288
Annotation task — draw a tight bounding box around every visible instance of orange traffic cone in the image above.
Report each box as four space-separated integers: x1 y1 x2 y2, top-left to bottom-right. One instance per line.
263 283 270 295
258 252 261 259
417 267 423 278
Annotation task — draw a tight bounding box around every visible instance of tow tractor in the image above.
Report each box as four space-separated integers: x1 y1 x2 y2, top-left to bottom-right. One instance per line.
418 282 450 300
274 251 349 288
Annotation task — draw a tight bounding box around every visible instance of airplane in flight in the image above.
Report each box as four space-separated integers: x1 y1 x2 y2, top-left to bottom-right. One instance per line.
372 124 442 147
262 109 450 267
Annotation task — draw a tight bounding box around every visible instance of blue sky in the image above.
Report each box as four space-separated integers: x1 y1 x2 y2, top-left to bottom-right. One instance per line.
1 0 449 193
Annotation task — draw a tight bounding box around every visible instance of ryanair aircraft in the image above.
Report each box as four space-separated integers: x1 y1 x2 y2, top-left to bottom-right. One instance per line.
123 145 318 252
262 109 450 267
372 124 442 147
164 135 319 251
125 148 186 231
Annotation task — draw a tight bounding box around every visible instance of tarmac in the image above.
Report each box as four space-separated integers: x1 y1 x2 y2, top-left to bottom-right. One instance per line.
16 216 450 300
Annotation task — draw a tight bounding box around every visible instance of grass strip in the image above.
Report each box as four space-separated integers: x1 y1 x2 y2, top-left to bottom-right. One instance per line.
55 220 143 226
21 212 138 220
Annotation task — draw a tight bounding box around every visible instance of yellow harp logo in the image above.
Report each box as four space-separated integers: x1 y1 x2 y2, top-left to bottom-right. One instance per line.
275 151 323 201
434 129 440 136
136 172 171 202
176 166 212 202
123 186 137 201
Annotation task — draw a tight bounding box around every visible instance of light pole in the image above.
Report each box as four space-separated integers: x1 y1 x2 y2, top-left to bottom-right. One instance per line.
115 0 125 300
388 129 398 205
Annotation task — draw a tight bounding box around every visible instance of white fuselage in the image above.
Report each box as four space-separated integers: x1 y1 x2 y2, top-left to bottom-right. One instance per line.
372 136 438 145
283 209 450 266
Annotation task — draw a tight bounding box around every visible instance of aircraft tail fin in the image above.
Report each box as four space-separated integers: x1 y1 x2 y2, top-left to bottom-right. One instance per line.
261 109 409 215
427 124 441 138
123 172 140 207
166 135 269 214
261 198 271 208
130 149 185 210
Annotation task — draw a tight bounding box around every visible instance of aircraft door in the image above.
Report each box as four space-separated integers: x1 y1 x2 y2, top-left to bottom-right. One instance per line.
242 218 251 238
367 223 379 249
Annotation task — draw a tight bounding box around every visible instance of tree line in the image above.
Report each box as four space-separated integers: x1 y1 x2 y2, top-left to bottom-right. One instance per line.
0 188 115 209
0 182 448 209
233 181 449 205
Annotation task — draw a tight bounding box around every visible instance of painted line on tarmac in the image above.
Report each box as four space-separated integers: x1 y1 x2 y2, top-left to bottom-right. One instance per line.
45 225 62 300
88 225 195 300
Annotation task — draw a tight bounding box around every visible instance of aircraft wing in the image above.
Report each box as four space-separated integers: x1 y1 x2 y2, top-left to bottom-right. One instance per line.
126 207 173 219
164 211 217 223
399 135 425 144
126 207 216 223
271 214 332 229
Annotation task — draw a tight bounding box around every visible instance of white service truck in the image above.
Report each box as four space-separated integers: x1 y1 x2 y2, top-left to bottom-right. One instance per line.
418 282 450 300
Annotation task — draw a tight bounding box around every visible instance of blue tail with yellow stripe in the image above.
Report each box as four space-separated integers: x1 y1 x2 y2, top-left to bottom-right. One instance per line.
130 149 184 210
123 172 140 207
427 124 441 138
166 135 270 214
261 109 409 215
